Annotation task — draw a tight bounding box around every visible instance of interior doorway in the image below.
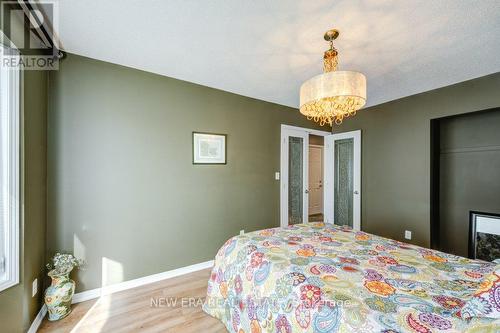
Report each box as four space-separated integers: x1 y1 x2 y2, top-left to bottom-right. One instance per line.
280 125 361 230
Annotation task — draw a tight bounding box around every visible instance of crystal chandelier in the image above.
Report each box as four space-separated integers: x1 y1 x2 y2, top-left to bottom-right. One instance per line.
300 29 366 126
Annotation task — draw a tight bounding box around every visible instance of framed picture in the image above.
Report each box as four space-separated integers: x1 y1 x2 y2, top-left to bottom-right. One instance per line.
469 211 500 262
192 132 227 165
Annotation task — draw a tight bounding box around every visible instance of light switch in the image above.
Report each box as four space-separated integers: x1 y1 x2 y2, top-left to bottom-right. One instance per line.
275 172 280 180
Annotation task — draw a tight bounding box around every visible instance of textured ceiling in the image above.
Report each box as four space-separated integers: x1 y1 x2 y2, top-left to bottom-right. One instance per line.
54 0 500 108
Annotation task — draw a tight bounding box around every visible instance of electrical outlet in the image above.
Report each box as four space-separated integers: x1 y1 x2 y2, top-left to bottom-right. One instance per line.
32 279 38 297
274 172 280 180
240 230 245 235
405 230 412 240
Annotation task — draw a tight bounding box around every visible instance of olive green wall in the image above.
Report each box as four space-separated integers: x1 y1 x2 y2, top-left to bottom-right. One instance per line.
439 109 500 257
47 53 324 292
22 68 48 332
335 72 500 248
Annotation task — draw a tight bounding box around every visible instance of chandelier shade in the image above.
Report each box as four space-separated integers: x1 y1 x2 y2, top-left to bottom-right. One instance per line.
300 71 366 125
299 29 367 126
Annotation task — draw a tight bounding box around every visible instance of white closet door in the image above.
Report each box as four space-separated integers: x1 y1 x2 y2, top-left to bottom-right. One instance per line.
324 130 361 230
280 128 309 227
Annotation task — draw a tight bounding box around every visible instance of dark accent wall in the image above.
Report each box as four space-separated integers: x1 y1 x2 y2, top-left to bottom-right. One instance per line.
335 72 500 247
47 54 324 292
438 109 500 257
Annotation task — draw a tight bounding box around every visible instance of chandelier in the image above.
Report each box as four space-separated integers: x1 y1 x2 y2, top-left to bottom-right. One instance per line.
300 29 366 126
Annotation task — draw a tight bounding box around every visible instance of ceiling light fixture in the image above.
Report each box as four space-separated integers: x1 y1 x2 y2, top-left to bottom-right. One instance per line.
300 29 366 126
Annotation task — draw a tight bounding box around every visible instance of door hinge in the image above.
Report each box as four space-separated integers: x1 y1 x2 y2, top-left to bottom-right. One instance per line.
0 256 5 273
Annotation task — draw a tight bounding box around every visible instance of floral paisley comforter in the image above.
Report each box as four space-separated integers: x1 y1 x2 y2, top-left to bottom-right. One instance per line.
203 223 500 332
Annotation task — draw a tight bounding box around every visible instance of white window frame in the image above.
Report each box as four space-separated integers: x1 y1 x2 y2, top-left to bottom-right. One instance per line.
0 44 20 292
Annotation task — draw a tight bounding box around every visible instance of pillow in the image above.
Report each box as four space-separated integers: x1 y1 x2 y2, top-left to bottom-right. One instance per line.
458 268 500 320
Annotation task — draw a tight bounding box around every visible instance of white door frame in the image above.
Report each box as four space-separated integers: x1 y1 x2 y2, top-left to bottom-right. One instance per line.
324 130 361 230
280 125 329 227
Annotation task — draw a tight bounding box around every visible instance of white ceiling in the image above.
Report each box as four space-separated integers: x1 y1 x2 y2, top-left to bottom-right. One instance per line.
53 0 500 108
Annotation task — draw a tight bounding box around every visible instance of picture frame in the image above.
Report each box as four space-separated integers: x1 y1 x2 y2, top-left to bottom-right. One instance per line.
469 211 500 262
192 132 227 165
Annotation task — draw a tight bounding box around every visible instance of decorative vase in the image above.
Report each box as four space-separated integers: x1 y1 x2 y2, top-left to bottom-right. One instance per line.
44 268 76 321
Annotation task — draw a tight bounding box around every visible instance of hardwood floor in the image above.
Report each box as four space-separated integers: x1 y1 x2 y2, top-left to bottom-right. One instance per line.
38 268 227 333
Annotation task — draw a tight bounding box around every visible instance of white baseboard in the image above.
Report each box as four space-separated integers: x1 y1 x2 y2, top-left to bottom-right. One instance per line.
27 304 47 333
72 260 214 304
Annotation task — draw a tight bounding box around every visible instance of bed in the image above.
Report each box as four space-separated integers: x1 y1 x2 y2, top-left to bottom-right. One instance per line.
203 222 500 332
